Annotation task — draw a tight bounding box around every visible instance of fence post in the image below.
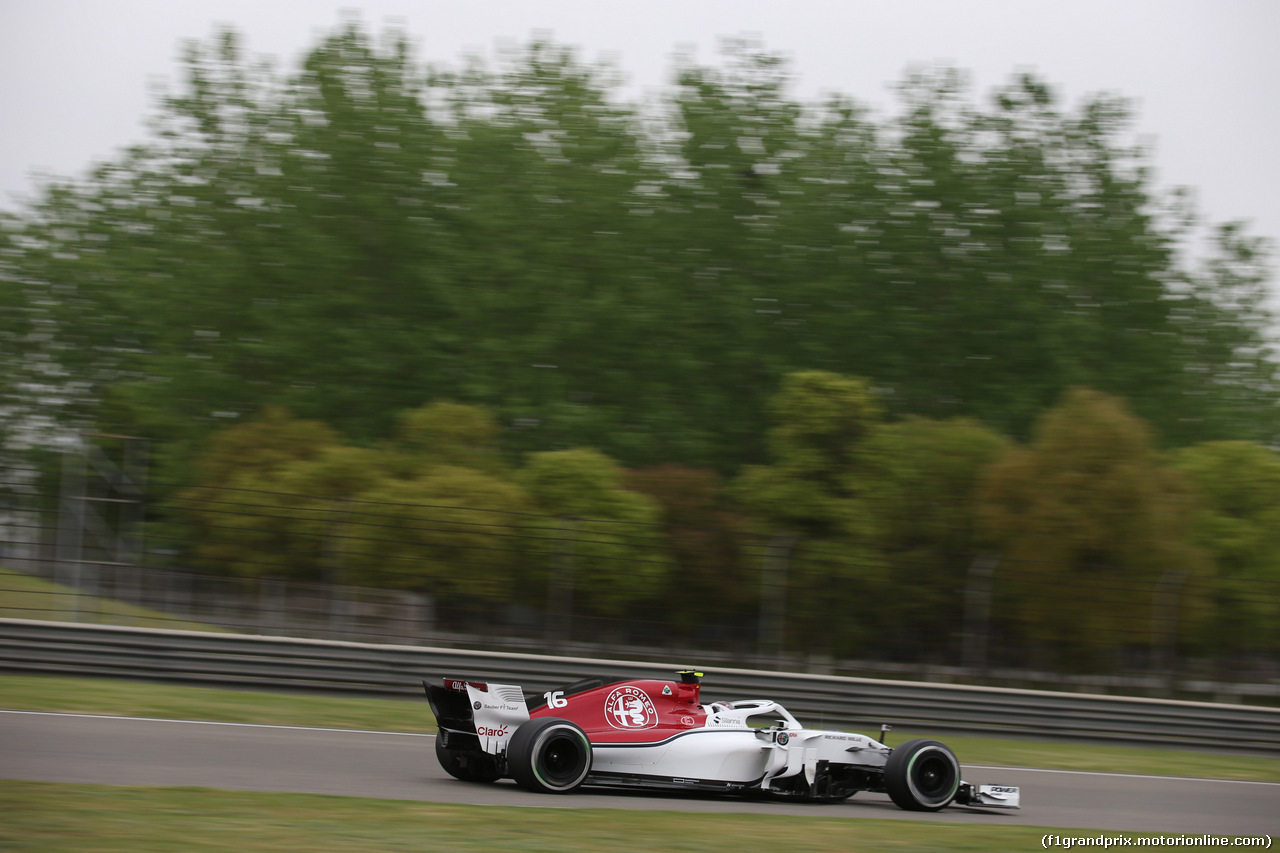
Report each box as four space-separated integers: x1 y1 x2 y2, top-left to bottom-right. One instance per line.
55 434 149 623
758 533 796 661
324 499 353 639
962 553 999 672
1151 571 1187 693
545 516 578 647
56 439 88 621
410 591 435 644
259 578 288 636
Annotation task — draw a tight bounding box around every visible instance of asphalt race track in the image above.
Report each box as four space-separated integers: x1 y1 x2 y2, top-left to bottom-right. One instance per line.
2 711 1276 835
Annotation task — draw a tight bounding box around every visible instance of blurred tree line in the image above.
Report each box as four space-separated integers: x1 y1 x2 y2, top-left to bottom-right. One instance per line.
164 382 1279 672
2 22 1278 671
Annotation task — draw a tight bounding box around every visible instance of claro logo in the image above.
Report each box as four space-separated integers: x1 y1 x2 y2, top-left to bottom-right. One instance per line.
476 725 509 738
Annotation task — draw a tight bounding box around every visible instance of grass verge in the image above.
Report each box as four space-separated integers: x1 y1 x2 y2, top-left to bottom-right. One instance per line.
892 729 1280 782
0 673 437 733
0 780 1136 853
0 568 226 632
3 673 1277 782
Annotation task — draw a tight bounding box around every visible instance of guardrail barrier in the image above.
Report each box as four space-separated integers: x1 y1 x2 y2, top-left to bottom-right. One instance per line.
2 618 1277 754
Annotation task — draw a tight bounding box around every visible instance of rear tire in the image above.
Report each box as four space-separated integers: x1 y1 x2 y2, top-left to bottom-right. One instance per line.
883 738 960 811
507 717 592 793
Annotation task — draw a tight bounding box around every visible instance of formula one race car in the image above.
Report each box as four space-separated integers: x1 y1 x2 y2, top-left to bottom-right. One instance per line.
424 670 1020 812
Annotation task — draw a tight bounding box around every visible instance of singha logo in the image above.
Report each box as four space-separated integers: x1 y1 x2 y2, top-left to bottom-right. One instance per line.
604 685 658 729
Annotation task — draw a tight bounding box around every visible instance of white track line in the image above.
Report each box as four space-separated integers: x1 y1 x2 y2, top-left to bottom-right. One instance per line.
965 764 1280 786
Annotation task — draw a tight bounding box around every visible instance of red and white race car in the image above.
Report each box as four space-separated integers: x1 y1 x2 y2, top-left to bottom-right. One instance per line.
424 670 1020 812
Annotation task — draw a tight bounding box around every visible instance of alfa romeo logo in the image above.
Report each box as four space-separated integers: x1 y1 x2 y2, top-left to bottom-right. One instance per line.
604 685 658 729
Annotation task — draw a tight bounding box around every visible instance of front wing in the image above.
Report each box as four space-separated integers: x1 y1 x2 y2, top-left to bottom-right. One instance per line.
959 782 1022 809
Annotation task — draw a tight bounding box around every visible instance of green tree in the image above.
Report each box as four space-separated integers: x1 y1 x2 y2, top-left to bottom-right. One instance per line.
3 27 1275 487
734 371 882 537
977 388 1207 670
1162 225 1280 444
1171 441 1280 659
410 39 669 463
517 448 669 616
732 371 885 656
854 416 1010 657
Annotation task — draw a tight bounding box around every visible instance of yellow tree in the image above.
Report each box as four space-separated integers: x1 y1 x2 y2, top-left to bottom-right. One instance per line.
175 407 380 579
175 402 514 586
977 388 1206 670
340 465 535 597
292 402 532 596
386 401 509 477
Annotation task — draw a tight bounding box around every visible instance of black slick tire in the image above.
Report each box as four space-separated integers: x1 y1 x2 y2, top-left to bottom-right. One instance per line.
506 717 592 793
883 738 961 811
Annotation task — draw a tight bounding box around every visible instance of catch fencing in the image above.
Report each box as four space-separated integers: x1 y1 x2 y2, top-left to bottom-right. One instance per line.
1 617 1277 754
3 455 1280 698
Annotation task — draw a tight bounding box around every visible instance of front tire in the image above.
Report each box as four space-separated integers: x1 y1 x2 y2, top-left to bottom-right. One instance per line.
883 738 961 811
507 717 592 793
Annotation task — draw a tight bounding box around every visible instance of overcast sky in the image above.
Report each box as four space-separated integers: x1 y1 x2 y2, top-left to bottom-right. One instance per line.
2 1 1277 299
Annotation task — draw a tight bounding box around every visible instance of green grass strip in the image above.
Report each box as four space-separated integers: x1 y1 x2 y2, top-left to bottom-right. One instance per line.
0 779 1136 853
0 673 437 733
0 568 226 632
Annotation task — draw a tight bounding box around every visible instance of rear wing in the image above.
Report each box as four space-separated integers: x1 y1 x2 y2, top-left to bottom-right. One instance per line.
424 678 530 755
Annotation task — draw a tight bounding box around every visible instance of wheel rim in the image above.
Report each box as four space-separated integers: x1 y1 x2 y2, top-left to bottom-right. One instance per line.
535 728 589 789
907 747 958 805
